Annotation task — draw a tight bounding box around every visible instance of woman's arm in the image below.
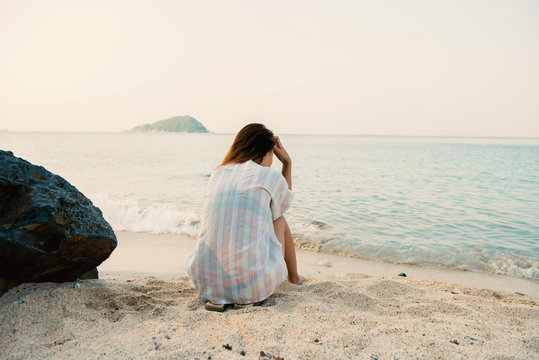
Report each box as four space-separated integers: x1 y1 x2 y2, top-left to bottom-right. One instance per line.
273 136 292 190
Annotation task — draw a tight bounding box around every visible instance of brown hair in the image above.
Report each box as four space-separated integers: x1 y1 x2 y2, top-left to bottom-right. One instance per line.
221 123 275 166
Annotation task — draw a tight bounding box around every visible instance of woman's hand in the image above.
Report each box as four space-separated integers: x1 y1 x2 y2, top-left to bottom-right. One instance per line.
273 136 291 165
273 136 292 190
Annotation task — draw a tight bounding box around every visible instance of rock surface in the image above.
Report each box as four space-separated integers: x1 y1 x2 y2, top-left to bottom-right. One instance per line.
0 150 116 294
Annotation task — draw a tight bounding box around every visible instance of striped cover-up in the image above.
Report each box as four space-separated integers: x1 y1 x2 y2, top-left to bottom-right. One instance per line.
186 160 294 304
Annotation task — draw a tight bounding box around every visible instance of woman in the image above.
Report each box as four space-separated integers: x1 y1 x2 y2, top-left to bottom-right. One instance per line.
186 123 302 311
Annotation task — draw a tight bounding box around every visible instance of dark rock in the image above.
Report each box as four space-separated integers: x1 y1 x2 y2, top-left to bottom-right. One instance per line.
0 278 19 295
311 221 326 228
78 267 99 280
0 150 117 295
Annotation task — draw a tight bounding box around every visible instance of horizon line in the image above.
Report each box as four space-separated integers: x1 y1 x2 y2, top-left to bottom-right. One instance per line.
2 130 539 140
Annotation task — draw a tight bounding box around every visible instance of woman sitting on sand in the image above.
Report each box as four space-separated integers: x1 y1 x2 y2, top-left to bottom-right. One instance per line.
186 123 302 311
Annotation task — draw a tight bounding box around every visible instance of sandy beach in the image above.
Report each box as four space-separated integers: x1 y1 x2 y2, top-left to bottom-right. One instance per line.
1 232 538 359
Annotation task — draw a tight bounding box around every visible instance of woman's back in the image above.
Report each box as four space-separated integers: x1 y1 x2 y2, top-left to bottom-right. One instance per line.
186 160 293 304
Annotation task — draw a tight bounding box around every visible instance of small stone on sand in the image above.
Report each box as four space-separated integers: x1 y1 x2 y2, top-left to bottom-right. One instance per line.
317 260 332 267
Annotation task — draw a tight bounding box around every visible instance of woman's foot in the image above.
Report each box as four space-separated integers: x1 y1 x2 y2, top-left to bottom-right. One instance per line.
287 274 304 285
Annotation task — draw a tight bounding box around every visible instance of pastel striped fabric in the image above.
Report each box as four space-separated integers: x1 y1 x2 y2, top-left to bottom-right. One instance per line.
186 160 294 304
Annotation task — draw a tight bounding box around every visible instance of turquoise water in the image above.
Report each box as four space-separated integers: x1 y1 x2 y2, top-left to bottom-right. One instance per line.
2 132 538 279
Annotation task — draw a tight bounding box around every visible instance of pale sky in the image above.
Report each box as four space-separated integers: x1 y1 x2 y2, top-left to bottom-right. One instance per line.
0 0 538 136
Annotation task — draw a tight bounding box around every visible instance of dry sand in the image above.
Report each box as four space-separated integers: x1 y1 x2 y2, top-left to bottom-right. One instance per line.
1 232 538 359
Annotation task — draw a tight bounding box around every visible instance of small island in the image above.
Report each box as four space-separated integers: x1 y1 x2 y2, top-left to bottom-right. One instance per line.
131 115 209 133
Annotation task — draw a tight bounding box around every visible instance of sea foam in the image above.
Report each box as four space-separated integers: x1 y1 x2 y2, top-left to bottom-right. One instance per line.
90 194 201 236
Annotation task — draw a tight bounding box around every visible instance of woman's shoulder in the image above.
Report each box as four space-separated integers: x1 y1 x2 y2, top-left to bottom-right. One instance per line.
213 162 246 175
218 160 281 180
212 161 261 179
251 163 287 188
246 160 279 175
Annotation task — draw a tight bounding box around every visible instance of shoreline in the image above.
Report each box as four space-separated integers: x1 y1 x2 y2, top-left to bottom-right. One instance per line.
99 231 539 297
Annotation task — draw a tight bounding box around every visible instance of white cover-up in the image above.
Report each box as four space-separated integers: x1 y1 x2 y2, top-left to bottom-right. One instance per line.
186 160 294 304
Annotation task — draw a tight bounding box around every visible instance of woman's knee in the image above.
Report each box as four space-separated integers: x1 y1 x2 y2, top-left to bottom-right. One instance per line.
273 216 290 233
273 216 284 235
273 215 286 223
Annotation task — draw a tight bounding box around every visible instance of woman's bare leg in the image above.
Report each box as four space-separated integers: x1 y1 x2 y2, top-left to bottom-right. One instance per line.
273 216 302 284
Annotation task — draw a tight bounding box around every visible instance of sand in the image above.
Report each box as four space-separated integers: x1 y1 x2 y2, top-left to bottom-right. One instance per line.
1 232 538 359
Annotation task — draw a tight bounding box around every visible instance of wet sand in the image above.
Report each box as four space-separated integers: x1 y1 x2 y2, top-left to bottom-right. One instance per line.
101 232 539 297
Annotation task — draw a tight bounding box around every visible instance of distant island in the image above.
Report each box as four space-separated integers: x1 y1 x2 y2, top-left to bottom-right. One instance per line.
131 115 209 133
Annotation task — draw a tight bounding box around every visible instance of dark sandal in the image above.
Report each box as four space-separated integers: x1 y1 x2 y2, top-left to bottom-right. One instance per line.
232 299 267 309
204 301 229 312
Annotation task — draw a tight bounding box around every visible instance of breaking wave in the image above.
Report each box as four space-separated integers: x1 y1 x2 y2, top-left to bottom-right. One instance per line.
90 194 201 236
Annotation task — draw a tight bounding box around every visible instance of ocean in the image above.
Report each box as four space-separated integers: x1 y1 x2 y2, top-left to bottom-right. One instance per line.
2 132 538 280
